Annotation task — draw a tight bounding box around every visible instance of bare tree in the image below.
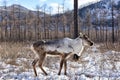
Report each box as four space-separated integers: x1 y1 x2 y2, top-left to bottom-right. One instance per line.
56 5 60 38
18 5 21 41
36 5 41 40
74 0 78 38
3 0 8 41
118 9 120 46
0 11 3 41
86 9 92 37
111 0 115 43
43 4 47 39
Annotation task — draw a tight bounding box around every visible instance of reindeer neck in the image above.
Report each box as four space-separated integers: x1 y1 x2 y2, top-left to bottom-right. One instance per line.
78 45 84 56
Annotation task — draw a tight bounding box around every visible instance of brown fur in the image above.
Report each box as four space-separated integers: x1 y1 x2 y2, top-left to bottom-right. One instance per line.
31 33 93 76
32 43 74 76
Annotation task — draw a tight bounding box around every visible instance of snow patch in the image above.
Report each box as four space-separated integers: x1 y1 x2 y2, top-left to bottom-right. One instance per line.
0 45 120 80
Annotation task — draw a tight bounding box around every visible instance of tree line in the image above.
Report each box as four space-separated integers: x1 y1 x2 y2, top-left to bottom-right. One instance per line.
0 0 120 46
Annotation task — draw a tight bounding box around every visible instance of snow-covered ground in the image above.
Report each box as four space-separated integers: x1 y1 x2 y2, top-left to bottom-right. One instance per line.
0 45 120 80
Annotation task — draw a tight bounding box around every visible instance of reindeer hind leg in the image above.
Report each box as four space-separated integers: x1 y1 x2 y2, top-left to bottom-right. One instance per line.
58 58 64 75
32 59 39 76
64 60 67 75
38 53 48 75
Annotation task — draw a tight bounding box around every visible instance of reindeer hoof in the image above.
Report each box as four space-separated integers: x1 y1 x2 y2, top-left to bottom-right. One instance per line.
58 73 60 75
35 74 37 77
45 73 48 76
64 73 67 75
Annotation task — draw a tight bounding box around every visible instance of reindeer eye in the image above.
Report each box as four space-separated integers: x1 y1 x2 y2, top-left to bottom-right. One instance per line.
83 35 88 40
79 36 82 38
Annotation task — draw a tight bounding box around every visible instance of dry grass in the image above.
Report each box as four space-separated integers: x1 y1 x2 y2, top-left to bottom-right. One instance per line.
0 42 119 61
98 42 120 53
0 42 34 66
0 42 59 69
0 42 21 59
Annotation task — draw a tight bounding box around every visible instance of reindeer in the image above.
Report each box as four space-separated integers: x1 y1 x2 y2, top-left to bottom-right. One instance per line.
31 33 93 76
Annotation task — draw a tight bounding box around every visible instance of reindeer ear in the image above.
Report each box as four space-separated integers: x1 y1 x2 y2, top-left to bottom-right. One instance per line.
79 32 84 38
42 40 46 43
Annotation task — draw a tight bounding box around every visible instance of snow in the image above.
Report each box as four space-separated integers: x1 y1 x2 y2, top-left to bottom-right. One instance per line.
114 0 120 5
0 44 120 80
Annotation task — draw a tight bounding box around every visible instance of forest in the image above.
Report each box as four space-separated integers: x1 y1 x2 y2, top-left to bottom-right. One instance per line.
0 0 119 44
0 0 120 80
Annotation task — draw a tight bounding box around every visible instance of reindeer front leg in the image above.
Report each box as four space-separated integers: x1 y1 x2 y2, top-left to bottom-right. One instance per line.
58 58 64 75
58 54 67 75
58 59 67 75
64 60 67 75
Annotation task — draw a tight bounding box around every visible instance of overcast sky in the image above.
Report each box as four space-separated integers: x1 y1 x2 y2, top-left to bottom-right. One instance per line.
0 0 100 14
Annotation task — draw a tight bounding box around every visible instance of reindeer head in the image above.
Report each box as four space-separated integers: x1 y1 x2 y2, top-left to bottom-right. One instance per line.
79 32 93 46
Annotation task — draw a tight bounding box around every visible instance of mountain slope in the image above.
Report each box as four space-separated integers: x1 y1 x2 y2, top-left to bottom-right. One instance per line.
79 0 120 18
78 0 120 28
0 4 47 21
